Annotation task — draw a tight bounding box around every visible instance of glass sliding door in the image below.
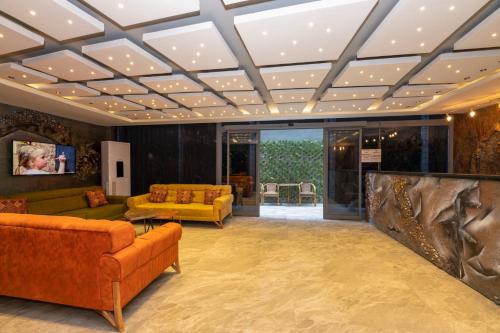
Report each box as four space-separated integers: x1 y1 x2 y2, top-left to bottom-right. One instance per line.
324 128 362 220
223 131 260 216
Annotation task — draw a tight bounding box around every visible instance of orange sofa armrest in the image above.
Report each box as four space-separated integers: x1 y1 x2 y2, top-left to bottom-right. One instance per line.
126 193 150 209
100 223 182 281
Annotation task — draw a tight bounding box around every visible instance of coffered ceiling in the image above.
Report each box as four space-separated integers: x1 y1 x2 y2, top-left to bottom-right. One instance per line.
0 0 498 126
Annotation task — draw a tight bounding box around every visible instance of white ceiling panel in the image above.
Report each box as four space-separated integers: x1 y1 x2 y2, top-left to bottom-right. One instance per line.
0 15 44 56
82 39 172 76
192 105 240 118
168 92 227 108
234 0 377 66
223 90 263 105
65 95 145 111
321 86 389 101
197 70 253 91
117 110 168 120
139 74 203 94
162 108 197 119
80 0 200 28
409 50 500 85
143 21 238 71
276 102 308 114
393 84 457 98
377 96 433 110
124 93 177 109
270 89 315 104
0 0 104 42
0 62 57 85
223 0 270 6
332 56 421 87
239 104 271 115
22 50 113 81
454 9 500 51
358 0 490 58
261 63 331 89
87 78 148 95
30 83 100 97
312 99 376 113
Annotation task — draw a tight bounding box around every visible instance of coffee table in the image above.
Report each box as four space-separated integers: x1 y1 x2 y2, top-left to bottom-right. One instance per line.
124 209 159 233
152 210 178 225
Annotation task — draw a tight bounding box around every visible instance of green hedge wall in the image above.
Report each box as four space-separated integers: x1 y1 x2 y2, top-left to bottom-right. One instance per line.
260 140 323 203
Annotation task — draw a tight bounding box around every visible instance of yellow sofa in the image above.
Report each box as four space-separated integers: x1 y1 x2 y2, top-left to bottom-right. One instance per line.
127 184 233 228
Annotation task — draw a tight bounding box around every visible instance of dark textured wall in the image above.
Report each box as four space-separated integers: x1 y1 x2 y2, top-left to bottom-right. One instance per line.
116 124 217 195
454 105 500 175
0 105 112 196
366 172 500 305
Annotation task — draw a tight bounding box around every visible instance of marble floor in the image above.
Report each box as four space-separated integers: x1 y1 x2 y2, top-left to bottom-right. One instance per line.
1 217 499 333
260 204 323 220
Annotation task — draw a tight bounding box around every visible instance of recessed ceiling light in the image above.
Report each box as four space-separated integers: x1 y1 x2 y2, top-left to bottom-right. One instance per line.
172 46 177 51
318 48 323 53
108 56 113 61
427 77 431 81
118 3 124 9
103 87 107 90
67 19 73 25
352 94 357 97
0 33 3 38
455 69 460 74
196 52 201 57
29 10 36 16
447 64 452 68
344 81 349 85
326 27 331 33
90 71 95 75
149 66 154 70
292 40 297 45
308 22 314 28
280 51 285 56
420 42 425 47
406 91 410 95
200 43 205 48
416 27 422 32
369 74 373 79
396 67 401 71
22 74 27 78
379 78 384 82
261 31 267 36
125 54 130 58
449 5 455 11
370 93 375 97
128 61 134 66
217 58 222 63
48 66 53 71
126 67 131 71
305 81 309 85
492 33 497 38
290 78 295 82
419 6 425 11
391 40 396 44
69 68 74 73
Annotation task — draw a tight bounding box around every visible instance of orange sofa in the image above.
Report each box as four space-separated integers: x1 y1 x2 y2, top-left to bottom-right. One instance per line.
0 213 182 332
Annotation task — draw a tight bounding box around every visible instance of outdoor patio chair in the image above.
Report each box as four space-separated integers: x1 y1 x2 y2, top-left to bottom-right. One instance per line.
298 182 317 206
262 183 280 205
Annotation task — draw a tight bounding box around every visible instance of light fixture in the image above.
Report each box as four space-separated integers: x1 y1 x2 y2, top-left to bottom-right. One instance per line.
455 69 460 74
126 67 131 71
118 3 124 9
419 6 425 11
200 43 205 48
261 31 267 36
416 27 422 32
318 48 323 53
292 40 297 45
280 51 285 56
48 66 53 71
125 54 130 58
22 74 27 78
69 68 74 73
469 109 476 118
391 40 396 44
308 22 314 28
217 58 222 63
149 66 154 70
129 61 134 65
447 64 452 68
108 56 113 61
172 46 177 51
67 19 73 25
492 33 497 38
420 42 425 47
0 33 3 38
90 71 95 75
29 10 36 16
449 5 455 11
446 114 453 122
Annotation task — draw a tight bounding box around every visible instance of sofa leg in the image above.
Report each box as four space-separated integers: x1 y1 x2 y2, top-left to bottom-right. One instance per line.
171 258 181 273
100 281 124 332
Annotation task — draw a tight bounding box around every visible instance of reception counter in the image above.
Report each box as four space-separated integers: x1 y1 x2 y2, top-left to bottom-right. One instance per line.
366 171 499 305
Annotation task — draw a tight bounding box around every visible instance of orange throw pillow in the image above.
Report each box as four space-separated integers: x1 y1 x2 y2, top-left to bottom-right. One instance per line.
204 190 220 205
0 198 27 213
85 190 108 208
175 190 192 204
149 189 167 203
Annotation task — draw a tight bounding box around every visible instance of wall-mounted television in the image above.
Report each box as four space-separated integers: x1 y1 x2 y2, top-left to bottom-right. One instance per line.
12 140 76 176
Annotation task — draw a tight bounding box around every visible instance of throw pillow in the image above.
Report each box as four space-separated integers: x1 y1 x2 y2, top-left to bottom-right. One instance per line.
85 190 109 208
175 190 192 204
149 189 167 203
0 198 27 213
204 189 220 205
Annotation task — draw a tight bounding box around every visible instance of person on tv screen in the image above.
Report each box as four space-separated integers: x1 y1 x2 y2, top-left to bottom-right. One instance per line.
14 145 66 175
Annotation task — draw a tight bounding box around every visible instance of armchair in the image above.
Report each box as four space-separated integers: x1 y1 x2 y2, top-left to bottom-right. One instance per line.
298 182 317 206
261 183 280 205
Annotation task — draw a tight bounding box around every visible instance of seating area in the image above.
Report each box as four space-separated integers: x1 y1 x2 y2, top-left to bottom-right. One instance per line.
0 1 499 332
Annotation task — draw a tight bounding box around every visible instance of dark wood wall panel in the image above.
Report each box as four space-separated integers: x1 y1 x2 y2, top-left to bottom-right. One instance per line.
117 124 216 195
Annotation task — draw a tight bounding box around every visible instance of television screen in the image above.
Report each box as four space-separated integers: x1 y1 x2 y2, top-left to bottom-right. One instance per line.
12 140 76 176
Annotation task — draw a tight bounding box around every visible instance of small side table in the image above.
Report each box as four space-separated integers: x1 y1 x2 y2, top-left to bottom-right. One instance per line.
124 209 158 233
152 210 178 226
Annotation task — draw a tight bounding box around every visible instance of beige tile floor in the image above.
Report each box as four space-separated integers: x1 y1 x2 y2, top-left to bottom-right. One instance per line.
1 216 499 333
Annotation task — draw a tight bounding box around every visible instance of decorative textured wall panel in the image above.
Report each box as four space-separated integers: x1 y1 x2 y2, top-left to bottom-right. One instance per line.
366 172 500 305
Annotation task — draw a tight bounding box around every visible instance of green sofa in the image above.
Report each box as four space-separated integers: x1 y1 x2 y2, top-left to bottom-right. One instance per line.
10 186 128 220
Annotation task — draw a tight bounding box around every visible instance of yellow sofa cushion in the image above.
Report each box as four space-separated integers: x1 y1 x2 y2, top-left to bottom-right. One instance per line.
136 202 213 219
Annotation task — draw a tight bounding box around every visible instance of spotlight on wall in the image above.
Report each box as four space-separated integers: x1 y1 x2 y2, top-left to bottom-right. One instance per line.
446 114 453 122
469 109 476 118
